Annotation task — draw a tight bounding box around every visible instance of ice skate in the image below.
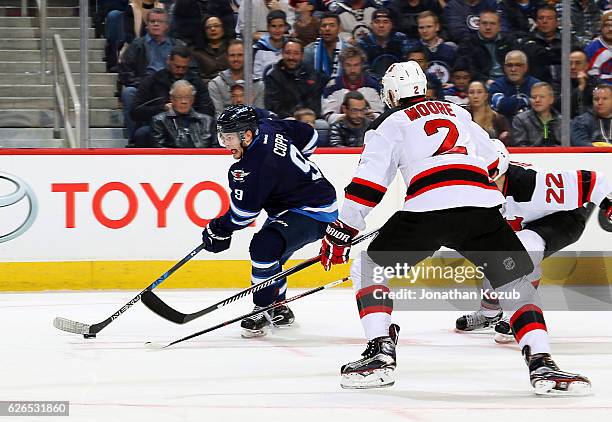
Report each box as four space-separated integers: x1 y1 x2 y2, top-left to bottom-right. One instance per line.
340 324 400 389
455 310 503 331
271 304 295 327
493 317 515 343
523 346 591 396
241 305 272 338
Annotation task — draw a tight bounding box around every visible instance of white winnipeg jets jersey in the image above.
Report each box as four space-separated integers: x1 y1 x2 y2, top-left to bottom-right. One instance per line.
501 162 612 230
340 99 505 230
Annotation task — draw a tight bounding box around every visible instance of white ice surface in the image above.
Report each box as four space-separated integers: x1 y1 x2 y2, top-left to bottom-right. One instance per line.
1 289 611 422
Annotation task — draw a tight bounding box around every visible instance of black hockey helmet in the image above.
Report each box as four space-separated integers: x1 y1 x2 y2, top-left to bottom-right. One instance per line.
217 104 259 139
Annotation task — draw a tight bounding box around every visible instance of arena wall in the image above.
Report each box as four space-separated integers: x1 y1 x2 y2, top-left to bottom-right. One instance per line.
0 148 610 290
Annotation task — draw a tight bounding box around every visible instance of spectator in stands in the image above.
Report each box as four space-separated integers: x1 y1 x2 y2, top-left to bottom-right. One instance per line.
457 9 518 85
585 10 612 85
500 0 540 39
290 0 320 45
358 8 407 79
192 16 231 81
387 0 443 40
168 0 204 47
414 10 457 84
336 0 377 40
118 8 184 145
322 45 384 123
571 84 612 146
489 50 540 124
207 0 237 38
96 0 128 39
571 0 602 47
208 40 265 116
329 91 371 147
254 10 289 78
406 46 443 99
265 38 329 117
131 46 214 147
520 4 570 89
443 0 509 43
294 107 317 127
512 82 561 146
237 0 290 41
105 0 161 72
152 80 216 148
304 12 349 80
568 48 600 118
443 62 473 105
467 80 512 145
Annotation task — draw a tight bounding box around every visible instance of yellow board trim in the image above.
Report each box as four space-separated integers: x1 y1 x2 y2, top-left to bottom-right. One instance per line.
0 256 610 291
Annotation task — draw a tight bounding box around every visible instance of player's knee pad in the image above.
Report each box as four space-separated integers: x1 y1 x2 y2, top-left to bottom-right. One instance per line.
249 227 286 264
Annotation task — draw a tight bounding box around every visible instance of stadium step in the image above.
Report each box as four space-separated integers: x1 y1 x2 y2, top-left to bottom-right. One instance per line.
0 61 107 73
0 72 117 85
3 38 105 49
0 49 104 61
0 16 91 27
0 27 95 38
0 97 117 109
0 109 124 128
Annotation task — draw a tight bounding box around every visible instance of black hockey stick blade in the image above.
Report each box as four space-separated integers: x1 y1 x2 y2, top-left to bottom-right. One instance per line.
145 276 350 349
141 228 379 324
53 243 206 336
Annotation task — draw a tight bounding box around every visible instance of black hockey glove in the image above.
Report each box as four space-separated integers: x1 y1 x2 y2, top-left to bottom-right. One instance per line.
202 219 232 253
601 195 612 224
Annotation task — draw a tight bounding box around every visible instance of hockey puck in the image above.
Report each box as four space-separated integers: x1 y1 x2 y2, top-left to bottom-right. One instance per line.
83 333 97 339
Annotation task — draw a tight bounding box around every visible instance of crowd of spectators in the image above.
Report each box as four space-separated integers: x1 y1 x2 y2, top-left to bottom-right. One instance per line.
94 0 612 148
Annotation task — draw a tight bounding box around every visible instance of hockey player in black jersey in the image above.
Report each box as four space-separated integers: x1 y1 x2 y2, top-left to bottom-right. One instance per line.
456 140 612 341
319 61 593 395
202 105 338 337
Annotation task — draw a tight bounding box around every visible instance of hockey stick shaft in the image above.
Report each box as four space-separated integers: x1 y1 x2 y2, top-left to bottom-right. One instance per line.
53 243 206 336
147 276 350 349
141 228 379 324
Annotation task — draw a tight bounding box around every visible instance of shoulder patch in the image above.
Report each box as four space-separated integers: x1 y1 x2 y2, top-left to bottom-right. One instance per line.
231 169 251 182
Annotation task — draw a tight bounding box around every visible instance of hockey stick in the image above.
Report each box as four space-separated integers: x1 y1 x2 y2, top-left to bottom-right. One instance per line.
141 228 379 324
145 276 350 349
52 243 206 337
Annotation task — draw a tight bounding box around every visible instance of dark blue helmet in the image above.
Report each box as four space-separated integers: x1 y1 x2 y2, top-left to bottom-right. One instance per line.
217 104 259 137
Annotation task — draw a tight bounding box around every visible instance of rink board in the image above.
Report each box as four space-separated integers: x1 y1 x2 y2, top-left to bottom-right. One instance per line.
0 147 611 291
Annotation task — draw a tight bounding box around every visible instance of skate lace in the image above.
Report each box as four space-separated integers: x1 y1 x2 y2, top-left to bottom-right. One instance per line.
541 355 560 371
247 306 268 322
465 311 486 329
361 340 377 358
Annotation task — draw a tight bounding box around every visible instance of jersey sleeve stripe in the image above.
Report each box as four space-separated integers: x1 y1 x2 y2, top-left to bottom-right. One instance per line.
577 170 584 207
301 131 319 156
345 178 387 206
230 199 260 218
352 177 387 193
585 171 597 203
345 193 378 207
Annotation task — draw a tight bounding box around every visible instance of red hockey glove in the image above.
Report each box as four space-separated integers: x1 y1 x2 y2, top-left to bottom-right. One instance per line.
320 220 359 271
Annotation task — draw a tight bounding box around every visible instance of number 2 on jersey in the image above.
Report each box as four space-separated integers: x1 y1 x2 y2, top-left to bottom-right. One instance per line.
424 119 467 156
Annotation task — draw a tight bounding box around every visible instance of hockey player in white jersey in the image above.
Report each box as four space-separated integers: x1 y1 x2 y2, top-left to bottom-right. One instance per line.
456 140 612 339
319 61 592 395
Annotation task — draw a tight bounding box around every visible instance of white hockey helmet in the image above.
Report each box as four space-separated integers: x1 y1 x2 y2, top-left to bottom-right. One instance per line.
491 138 510 181
381 61 427 108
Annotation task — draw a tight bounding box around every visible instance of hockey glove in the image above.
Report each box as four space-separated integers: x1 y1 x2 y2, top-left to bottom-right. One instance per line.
202 219 232 253
601 195 612 224
320 220 359 271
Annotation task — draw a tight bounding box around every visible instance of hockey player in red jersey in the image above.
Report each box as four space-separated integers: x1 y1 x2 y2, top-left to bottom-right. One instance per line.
319 61 593 395
456 140 612 341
